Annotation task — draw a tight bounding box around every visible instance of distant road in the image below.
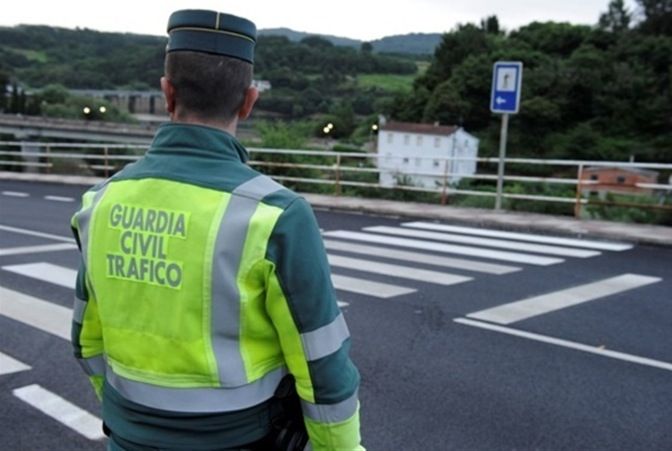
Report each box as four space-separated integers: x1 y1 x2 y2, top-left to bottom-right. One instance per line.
1 180 671 450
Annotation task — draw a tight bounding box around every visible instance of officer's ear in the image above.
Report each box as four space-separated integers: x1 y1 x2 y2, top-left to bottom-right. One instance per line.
238 86 258 121
160 77 176 116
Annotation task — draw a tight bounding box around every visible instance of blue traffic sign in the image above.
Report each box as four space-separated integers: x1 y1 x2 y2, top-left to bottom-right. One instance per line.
490 61 523 114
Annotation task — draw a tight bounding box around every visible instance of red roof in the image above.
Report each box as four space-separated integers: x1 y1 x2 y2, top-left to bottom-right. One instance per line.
381 121 459 136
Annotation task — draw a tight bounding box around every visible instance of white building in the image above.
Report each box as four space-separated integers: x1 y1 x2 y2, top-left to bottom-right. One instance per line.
377 120 479 188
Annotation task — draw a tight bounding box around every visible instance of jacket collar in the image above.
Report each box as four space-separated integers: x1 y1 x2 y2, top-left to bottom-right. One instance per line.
148 122 249 163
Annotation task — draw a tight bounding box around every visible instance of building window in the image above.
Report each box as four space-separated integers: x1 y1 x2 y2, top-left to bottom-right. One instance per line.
433 159 441 168
616 176 626 184
415 157 422 167
387 134 393 144
416 136 423 146
385 153 392 162
434 137 441 148
590 175 598 181
404 135 410 145
403 157 410 164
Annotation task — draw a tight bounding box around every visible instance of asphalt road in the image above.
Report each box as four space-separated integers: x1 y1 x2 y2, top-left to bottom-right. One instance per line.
1 180 671 451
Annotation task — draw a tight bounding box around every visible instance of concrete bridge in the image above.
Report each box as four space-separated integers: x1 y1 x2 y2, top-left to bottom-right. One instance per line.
0 113 156 144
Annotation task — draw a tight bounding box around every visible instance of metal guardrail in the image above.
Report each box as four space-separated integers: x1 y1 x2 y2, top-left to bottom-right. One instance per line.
1 141 671 218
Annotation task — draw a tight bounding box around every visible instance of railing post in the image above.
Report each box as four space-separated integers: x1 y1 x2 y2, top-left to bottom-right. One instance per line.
104 146 109 178
334 154 342 196
45 145 51 174
574 163 584 218
441 157 449 205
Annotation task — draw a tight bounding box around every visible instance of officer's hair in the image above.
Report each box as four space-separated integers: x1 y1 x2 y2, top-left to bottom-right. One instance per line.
165 51 253 123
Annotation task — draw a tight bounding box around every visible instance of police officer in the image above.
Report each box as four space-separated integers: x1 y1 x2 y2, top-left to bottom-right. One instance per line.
70 9 363 451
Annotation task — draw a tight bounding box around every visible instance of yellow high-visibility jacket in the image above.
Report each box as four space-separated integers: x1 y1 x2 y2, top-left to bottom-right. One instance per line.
71 123 364 450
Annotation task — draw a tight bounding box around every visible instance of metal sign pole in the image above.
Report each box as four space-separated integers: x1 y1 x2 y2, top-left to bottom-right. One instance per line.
495 113 509 210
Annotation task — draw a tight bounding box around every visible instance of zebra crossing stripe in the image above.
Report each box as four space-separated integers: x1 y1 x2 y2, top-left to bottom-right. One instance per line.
0 243 78 256
328 254 471 286
363 226 601 258
0 351 31 375
13 384 105 440
403 222 633 251
0 286 71 340
331 274 415 298
2 262 77 288
467 274 662 324
0 224 76 243
323 231 563 266
324 239 519 275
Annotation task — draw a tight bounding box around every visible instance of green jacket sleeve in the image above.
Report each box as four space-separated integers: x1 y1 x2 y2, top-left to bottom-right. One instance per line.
265 198 364 451
71 198 106 400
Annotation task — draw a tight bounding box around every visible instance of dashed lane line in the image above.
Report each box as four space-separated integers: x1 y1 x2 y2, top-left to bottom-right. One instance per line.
13 384 105 440
1 191 29 198
44 195 75 202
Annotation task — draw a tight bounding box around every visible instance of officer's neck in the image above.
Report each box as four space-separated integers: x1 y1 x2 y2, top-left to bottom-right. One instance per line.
172 115 238 137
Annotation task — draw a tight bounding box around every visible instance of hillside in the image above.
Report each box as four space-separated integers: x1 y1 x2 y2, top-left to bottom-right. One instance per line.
259 28 442 55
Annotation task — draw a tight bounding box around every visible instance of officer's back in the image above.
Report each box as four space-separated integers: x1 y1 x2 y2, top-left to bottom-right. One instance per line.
70 9 364 451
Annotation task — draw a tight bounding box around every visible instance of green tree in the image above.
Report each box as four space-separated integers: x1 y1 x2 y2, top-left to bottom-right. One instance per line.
599 0 632 32
480 15 501 34
635 0 672 35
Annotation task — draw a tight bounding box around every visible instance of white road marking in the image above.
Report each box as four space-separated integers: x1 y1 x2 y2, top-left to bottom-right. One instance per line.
328 254 472 286
13 384 104 440
364 226 601 258
467 274 662 324
454 317 672 372
403 222 633 252
44 195 75 202
337 301 350 308
1 191 29 197
324 239 519 275
3 262 77 289
0 286 71 340
0 243 78 256
0 224 76 243
323 231 563 266
0 351 32 375
331 274 415 298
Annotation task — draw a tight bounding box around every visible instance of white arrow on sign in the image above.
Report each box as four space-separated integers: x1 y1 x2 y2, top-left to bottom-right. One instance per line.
496 97 507 105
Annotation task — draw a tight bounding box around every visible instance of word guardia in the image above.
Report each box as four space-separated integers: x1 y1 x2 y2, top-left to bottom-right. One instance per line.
106 204 189 289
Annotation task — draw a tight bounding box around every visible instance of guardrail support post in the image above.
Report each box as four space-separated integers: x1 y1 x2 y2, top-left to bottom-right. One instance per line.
574 163 584 218
335 154 342 196
495 113 509 211
45 145 51 174
441 158 449 205
104 146 109 178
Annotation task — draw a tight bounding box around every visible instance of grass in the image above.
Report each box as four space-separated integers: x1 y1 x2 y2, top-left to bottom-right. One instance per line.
356 73 416 93
8 47 48 63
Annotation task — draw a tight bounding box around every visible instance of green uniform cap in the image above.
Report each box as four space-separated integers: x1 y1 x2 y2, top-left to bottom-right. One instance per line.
166 9 257 64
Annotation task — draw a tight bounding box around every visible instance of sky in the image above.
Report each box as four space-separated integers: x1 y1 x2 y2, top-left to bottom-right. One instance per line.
0 0 640 41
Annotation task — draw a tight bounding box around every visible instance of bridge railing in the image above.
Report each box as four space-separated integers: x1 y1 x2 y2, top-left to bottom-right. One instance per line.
1 140 671 220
